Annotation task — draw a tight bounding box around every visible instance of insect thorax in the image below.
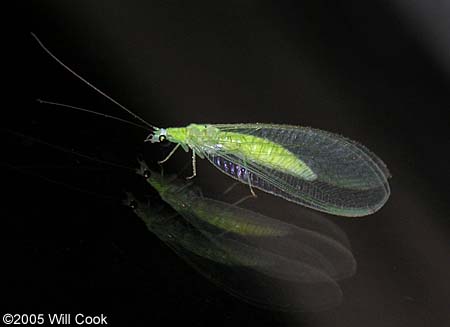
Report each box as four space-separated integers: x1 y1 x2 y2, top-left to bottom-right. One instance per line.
165 127 187 144
167 124 219 151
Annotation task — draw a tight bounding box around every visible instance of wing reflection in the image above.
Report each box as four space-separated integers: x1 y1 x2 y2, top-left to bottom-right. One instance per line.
125 161 356 311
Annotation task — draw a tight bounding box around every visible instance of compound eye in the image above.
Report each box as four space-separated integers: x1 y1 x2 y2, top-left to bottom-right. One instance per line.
159 135 166 142
143 170 151 179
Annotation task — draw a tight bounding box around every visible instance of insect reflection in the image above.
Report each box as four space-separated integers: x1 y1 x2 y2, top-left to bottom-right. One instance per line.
124 159 356 311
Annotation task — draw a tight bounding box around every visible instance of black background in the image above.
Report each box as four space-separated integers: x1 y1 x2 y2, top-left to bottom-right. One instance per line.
3 1 449 326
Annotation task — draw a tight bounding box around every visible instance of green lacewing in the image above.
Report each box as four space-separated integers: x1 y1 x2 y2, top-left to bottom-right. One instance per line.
147 124 391 217
33 33 391 217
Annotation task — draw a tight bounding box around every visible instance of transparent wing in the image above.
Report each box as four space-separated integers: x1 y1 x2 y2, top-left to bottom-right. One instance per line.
206 124 391 216
165 237 343 312
132 198 343 311
184 197 356 280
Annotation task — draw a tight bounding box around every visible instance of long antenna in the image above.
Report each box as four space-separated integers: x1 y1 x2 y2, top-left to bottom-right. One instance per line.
31 32 158 130
37 99 148 130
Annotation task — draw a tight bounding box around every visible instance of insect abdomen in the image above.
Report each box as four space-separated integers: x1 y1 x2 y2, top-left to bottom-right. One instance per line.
218 131 316 180
190 200 289 236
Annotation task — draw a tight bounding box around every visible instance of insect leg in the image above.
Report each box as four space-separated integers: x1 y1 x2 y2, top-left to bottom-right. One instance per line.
243 160 257 198
247 176 257 198
186 150 197 180
232 194 255 206
222 182 240 195
173 180 195 192
158 143 181 164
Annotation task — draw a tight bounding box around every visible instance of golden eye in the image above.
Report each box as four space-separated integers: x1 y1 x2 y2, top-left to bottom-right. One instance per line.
159 135 166 142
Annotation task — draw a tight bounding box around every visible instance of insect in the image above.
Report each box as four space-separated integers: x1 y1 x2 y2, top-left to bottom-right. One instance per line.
32 33 391 217
125 161 357 311
147 123 391 217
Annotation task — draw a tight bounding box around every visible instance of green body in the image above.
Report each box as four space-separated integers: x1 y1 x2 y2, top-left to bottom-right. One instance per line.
188 198 289 237
165 124 316 180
